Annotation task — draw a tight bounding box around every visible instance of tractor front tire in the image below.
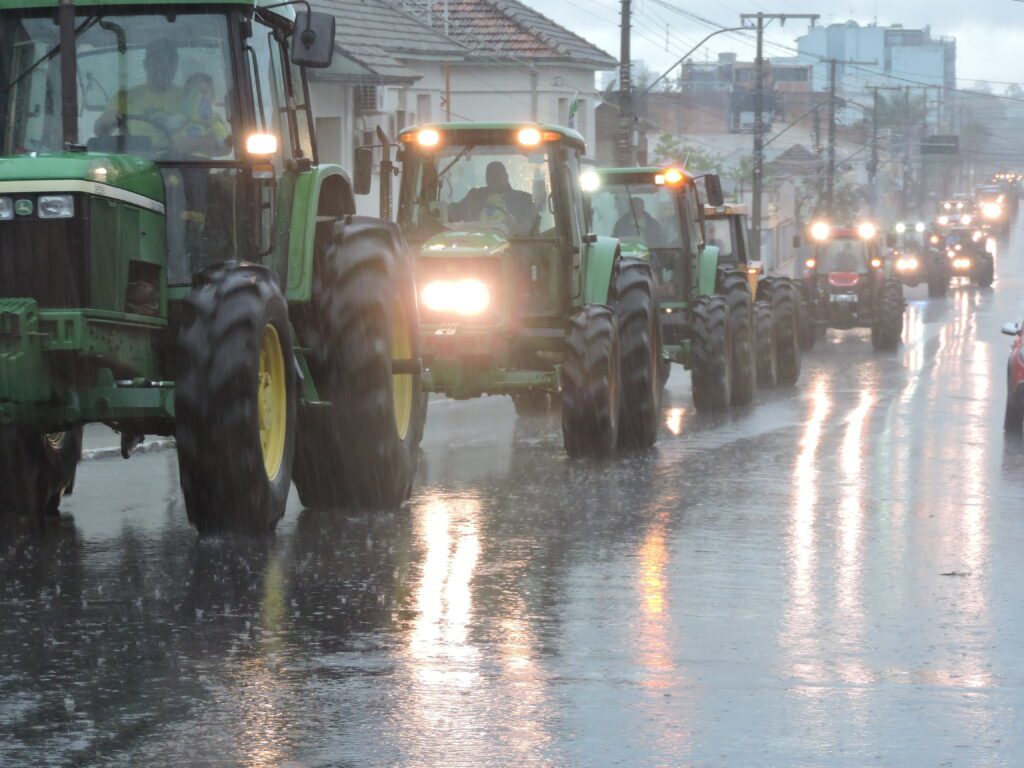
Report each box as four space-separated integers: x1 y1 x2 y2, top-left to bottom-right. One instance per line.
0 426 82 524
561 305 620 457
175 264 297 534
691 296 731 412
871 279 904 351
974 256 994 288
293 219 425 510
753 301 776 389
614 258 661 448
722 271 755 406
513 391 552 416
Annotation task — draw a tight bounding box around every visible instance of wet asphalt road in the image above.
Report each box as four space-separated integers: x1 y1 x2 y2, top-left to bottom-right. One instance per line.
6 227 1024 767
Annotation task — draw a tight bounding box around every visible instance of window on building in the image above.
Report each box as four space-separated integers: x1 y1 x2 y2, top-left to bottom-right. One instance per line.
315 117 341 165
558 97 568 126
576 98 587 137
417 93 432 124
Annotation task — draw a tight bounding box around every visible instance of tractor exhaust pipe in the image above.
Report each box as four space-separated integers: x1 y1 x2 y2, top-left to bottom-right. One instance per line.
58 0 79 147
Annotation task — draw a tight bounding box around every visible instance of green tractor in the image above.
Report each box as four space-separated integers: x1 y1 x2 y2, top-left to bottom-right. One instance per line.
372 123 661 455
586 167 801 409
703 201 810 363
0 0 424 531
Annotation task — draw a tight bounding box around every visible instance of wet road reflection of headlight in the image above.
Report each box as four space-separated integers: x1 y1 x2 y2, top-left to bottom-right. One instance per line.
422 279 491 315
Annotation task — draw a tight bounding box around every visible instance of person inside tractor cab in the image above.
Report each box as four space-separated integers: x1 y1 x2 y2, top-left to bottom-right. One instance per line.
449 161 536 236
706 221 734 263
613 198 668 247
94 38 190 153
820 240 864 273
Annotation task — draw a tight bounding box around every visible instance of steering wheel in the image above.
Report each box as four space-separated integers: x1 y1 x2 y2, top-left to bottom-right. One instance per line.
110 113 176 156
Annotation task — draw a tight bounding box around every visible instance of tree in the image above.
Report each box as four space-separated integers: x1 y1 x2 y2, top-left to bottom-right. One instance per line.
651 134 724 175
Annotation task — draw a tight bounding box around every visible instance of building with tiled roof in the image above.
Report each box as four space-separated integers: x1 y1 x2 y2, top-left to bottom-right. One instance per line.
305 0 617 214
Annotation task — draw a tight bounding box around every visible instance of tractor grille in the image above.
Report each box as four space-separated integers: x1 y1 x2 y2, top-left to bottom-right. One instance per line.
0 209 89 308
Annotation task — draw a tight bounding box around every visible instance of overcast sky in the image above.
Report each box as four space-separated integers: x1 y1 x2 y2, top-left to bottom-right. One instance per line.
524 1 1024 90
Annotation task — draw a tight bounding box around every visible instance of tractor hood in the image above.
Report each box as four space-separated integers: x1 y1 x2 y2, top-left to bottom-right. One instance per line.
618 239 650 260
0 152 164 205
420 230 510 258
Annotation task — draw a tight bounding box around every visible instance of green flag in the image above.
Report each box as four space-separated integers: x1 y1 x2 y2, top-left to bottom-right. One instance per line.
567 91 579 129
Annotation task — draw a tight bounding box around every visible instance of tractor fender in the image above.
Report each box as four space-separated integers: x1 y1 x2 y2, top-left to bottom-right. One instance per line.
285 164 357 303
582 235 619 305
696 244 720 297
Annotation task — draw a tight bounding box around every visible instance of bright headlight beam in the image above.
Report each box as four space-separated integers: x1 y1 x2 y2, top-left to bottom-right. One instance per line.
422 279 491 316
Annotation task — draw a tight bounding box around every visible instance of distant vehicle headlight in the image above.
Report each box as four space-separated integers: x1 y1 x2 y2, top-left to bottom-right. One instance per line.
37 194 74 219
0 197 12 221
983 202 1002 220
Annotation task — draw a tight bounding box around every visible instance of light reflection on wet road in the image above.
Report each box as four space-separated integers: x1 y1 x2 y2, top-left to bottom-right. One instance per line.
6 226 1024 765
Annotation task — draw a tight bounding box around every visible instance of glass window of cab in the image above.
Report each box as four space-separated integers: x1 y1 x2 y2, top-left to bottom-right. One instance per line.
399 138 557 241
1 11 236 161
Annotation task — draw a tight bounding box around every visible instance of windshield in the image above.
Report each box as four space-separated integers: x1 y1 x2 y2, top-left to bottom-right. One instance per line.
399 144 554 239
590 182 683 250
704 218 735 263
819 239 867 272
0 11 235 161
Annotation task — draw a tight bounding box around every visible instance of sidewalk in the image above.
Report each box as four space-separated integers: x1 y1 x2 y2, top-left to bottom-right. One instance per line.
81 425 175 461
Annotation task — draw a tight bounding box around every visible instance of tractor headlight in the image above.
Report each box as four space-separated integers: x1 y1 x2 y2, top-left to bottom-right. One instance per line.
896 257 919 271
37 195 74 219
422 278 491 316
0 197 12 221
983 202 1002 220
973 230 984 242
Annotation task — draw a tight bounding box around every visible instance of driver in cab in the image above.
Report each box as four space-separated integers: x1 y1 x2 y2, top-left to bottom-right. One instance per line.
613 198 668 247
449 161 536 235
94 38 229 157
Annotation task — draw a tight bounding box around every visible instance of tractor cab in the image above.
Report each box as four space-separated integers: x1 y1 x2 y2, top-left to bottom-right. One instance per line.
397 123 590 337
584 166 703 309
703 203 760 295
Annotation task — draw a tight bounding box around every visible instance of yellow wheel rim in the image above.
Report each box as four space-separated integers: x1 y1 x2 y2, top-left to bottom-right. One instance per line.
258 323 287 480
392 298 413 441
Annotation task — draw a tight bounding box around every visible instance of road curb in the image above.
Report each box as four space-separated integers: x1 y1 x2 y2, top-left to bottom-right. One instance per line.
82 438 176 462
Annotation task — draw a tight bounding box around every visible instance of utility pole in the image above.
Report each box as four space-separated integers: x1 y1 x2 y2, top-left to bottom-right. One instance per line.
618 0 633 165
826 59 838 218
823 57 875 219
867 85 902 216
741 12 818 262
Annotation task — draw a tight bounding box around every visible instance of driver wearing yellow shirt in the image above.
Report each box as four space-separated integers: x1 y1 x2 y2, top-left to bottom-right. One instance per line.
94 38 187 151
94 38 230 158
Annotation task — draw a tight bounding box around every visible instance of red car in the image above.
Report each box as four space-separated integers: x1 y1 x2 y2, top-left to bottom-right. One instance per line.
1003 320 1024 432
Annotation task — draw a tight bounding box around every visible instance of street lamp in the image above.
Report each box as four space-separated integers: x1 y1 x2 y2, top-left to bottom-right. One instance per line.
642 27 748 95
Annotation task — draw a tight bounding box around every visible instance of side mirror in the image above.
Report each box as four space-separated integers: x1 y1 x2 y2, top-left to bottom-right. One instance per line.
704 174 724 208
1002 321 1021 336
353 146 373 195
291 11 335 69
792 234 801 249
886 233 897 247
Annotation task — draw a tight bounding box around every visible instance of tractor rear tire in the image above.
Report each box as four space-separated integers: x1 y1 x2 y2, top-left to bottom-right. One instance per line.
691 296 731 412
764 279 801 387
753 301 776 389
871 279 904 351
721 271 755 406
175 264 297 534
796 284 815 350
294 219 425 510
561 305 620 457
0 426 82 524
613 258 661 449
